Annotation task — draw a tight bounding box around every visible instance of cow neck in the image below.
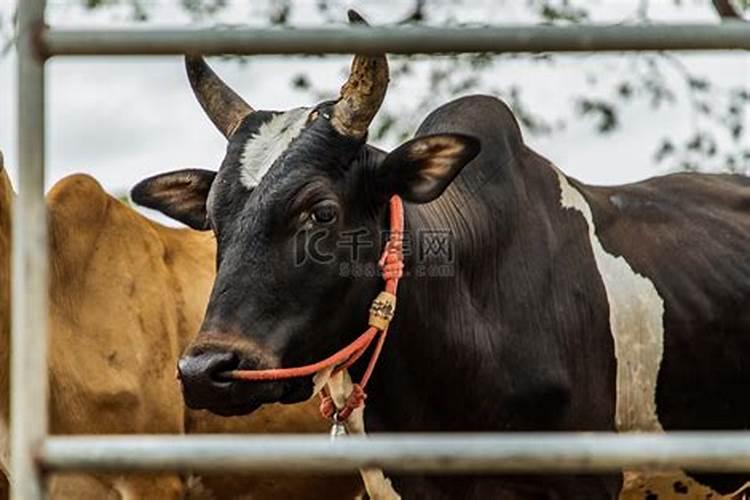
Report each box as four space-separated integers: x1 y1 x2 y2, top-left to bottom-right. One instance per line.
223 195 405 422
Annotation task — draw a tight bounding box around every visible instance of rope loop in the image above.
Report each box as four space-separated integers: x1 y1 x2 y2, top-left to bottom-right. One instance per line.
338 384 367 421
319 392 336 420
319 383 367 421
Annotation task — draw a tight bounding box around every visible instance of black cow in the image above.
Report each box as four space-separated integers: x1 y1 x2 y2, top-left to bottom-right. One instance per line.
133 12 750 499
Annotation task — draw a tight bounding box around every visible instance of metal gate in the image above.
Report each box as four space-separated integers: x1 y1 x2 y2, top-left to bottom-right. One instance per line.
13 1 750 498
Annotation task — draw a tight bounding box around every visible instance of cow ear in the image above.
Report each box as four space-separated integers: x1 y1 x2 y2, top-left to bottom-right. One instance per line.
376 133 480 203
131 169 216 230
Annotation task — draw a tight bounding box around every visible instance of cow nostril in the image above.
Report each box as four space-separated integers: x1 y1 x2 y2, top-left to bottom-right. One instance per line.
210 354 241 383
178 350 240 385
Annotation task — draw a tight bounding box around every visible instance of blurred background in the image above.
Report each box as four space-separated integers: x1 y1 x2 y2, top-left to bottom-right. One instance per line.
0 0 748 223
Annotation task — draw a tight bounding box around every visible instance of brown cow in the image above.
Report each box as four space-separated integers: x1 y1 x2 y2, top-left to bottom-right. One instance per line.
0 153 360 498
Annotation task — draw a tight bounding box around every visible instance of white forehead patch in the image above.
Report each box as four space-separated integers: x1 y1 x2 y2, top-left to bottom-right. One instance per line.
239 107 309 188
554 167 664 433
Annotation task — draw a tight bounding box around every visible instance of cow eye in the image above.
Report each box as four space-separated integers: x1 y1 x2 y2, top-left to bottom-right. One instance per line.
310 202 338 225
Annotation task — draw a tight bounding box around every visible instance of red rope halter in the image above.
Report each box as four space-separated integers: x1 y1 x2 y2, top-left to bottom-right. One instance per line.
222 195 405 422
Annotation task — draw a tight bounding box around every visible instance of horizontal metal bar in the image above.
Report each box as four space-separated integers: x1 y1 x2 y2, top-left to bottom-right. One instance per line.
42 22 750 56
40 432 750 474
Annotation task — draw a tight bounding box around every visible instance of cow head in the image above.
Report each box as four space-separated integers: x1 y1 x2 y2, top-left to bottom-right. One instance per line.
132 11 480 416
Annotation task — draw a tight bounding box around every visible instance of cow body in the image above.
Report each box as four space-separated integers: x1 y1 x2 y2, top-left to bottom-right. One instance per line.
0 165 360 498
358 96 750 498
43 173 208 498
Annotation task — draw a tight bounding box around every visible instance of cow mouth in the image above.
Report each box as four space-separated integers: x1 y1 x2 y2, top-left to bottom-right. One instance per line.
182 386 264 416
182 377 313 417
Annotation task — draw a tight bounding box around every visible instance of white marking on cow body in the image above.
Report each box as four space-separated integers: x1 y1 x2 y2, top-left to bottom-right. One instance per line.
554 168 665 432
239 107 309 188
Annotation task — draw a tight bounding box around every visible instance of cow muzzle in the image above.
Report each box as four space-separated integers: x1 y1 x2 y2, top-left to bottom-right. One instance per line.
177 343 310 416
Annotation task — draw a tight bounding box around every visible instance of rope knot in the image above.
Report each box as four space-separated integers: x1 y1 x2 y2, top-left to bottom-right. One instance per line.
381 261 404 281
338 383 367 421
319 393 336 420
319 384 368 422
379 231 404 281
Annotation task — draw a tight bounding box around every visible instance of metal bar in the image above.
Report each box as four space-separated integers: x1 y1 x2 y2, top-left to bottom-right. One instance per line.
40 433 750 474
13 1 48 500
40 22 750 56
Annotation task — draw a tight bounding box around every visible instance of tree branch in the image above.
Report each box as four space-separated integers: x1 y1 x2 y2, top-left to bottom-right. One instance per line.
711 0 746 21
398 0 425 25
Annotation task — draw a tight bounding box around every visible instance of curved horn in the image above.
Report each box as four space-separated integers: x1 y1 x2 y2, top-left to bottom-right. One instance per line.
331 10 389 139
185 55 253 139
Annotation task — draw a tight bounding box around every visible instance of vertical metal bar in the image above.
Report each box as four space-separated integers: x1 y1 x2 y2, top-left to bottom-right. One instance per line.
13 1 48 499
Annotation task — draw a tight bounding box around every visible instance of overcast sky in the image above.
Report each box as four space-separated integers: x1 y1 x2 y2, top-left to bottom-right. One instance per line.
0 0 748 224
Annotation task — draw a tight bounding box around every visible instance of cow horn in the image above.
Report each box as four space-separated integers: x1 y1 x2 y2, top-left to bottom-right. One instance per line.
330 10 389 139
185 55 254 139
